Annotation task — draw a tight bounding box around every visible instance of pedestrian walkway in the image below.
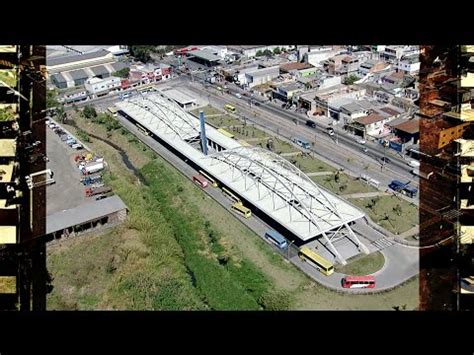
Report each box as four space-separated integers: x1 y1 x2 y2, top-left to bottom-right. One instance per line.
343 191 390 198
306 171 334 177
280 151 302 157
397 225 419 239
371 237 395 250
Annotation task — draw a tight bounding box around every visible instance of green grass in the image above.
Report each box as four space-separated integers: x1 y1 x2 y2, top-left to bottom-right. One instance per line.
311 173 377 195
290 154 336 173
141 161 267 310
336 252 385 275
350 196 419 234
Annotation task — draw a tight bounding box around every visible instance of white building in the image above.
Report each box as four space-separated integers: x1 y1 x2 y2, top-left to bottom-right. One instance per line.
303 47 338 66
200 46 228 59
397 56 420 75
245 66 280 88
84 76 121 96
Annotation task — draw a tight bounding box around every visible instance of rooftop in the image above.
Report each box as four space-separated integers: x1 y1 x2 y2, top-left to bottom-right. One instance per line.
280 62 312 72
115 92 366 242
188 49 221 62
160 88 197 105
246 66 280 78
354 113 384 125
47 195 127 234
391 118 420 134
47 49 112 67
379 106 402 117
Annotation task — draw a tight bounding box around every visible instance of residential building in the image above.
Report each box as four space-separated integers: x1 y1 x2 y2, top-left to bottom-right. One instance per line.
358 59 390 76
397 55 420 75
272 82 304 103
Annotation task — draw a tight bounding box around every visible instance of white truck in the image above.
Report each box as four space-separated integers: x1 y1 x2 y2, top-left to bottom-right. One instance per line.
80 161 104 175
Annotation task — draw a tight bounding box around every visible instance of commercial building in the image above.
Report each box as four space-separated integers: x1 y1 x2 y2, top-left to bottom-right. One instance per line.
186 49 221 67
245 66 280 88
84 76 121 96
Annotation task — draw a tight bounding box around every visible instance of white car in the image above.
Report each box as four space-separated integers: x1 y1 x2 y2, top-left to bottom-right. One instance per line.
408 160 420 168
235 93 242 98
359 139 366 144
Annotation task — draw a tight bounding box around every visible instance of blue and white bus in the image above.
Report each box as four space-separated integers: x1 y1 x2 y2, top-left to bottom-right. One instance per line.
265 230 288 249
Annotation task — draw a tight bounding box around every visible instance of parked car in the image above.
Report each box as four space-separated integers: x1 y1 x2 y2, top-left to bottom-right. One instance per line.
359 139 366 144
362 147 368 153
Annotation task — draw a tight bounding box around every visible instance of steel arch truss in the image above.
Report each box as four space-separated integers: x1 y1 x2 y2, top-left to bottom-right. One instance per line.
126 92 201 144
207 146 368 265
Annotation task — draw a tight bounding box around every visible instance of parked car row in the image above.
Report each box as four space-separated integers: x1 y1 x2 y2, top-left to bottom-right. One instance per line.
46 119 83 150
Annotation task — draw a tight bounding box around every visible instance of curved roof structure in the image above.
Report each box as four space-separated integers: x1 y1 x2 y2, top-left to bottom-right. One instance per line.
115 91 368 264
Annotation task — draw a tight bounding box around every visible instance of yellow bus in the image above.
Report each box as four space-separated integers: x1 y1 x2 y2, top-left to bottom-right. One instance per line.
298 246 334 276
107 106 118 117
217 128 235 139
224 104 236 113
222 186 241 203
231 202 251 218
199 170 218 187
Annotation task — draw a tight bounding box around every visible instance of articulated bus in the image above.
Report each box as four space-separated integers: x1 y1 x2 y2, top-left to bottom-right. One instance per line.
298 246 334 276
221 186 241 203
224 104 236 113
217 128 235 139
342 275 376 289
136 123 149 136
199 170 218 187
231 202 252 219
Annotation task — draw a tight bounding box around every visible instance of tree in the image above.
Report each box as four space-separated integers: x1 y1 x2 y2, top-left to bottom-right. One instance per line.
83 105 97 119
129 45 154 63
56 104 66 123
46 89 60 108
263 49 273 57
344 74 359 85
334 170 340 184
273 47 281 55
255 50 264 57
113 67 130 78
393 204 403 216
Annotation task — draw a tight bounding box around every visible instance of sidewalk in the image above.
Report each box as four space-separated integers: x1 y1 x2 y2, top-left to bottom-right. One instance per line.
343 191 390 199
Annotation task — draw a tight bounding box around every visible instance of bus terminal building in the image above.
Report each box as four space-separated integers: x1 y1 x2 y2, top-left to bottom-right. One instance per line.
115 91 369 265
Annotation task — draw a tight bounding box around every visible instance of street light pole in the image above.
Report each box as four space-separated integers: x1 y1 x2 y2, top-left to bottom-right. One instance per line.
287 240 294 261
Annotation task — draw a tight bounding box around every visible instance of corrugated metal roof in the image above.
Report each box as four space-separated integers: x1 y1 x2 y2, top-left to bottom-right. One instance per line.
48 49 111 67
51 73 67 83
46 195 127 234
68 69 88 81
90 65 110 76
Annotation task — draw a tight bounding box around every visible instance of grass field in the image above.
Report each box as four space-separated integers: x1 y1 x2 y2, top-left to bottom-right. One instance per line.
311 173 378 195
290 154 336 173
46 110 419 310
350 195 419 234
336 252 385 275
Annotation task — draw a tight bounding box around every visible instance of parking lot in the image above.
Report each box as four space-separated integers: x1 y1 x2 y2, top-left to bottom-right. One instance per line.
46 124 89 215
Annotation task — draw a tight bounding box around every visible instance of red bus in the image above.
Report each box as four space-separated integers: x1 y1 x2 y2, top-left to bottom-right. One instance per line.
193 175 208 188
342 275 376 289
174 46 199 56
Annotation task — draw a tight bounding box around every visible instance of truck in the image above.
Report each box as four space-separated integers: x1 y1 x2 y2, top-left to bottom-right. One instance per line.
85 186 112 197
388 180 418 198
81 174 102 186
80 161 104 175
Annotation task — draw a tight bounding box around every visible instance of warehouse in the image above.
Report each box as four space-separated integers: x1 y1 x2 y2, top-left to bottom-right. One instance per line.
186 49 221 67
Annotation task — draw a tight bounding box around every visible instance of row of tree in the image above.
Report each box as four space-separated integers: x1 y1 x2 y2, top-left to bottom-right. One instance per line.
255 47 283 57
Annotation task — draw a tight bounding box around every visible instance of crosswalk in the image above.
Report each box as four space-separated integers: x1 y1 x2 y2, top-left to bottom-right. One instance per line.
371 238 395 250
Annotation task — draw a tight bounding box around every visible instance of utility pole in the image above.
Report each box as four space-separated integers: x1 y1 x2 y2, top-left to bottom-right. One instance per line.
287 240 294 261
